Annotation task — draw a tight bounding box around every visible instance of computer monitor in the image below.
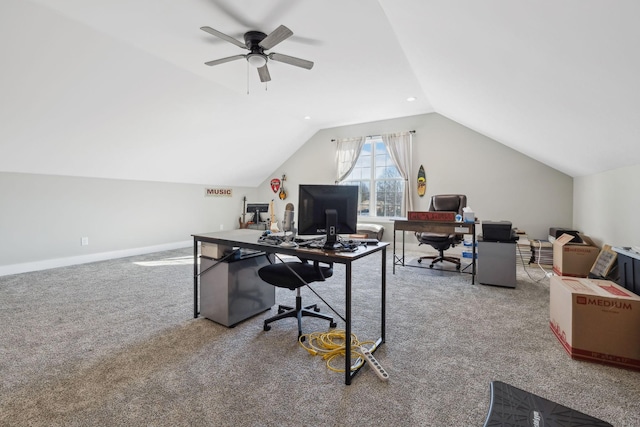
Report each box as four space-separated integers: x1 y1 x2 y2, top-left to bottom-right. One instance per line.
297 184 358 250
246 203 269 223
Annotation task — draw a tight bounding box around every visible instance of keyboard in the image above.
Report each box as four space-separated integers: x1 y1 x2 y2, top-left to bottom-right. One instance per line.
351 238 379 246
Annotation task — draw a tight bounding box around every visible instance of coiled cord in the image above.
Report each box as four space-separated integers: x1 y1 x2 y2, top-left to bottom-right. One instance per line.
298 329 375 373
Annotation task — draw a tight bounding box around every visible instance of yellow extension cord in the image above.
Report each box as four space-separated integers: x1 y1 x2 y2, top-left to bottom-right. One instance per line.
298 329 376 373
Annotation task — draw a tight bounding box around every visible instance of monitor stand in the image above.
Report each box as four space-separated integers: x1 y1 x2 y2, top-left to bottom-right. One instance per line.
323 209 340 250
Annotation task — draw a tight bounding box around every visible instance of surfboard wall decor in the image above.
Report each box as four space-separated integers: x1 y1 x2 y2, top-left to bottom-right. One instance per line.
417 165 426 197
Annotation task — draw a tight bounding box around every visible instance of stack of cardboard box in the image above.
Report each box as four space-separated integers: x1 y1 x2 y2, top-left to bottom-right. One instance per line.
549 234 640 370
552 233 600 278
550 276 640 371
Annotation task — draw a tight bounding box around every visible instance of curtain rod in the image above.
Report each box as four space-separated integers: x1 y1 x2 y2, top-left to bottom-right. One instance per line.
331 130 415 142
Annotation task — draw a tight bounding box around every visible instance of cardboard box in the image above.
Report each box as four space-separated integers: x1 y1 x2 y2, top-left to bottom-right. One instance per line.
407 211 456 221
552 233 600 277
549 276 640 371
201 242 232 259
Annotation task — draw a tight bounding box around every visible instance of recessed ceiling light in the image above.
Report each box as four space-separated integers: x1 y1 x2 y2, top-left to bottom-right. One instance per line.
406 96 417 102
304 116 311 120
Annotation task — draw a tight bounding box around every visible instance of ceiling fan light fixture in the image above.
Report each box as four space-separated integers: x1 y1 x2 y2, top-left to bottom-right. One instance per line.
201 25 314 82
247 53 267 68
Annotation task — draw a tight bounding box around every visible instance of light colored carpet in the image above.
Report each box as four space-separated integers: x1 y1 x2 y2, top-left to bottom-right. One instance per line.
1 248 638 426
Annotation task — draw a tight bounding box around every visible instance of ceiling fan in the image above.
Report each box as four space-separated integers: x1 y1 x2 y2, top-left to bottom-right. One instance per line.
200 25 314 82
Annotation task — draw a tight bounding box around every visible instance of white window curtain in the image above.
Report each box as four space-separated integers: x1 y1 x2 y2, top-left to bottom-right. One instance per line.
381 131 414 213
335 136 366 183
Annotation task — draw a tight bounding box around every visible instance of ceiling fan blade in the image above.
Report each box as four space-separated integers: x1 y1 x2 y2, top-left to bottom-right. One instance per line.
259 25 293 50
200 26 247 49
257 64 271 82
209 0 255 28
204 54 246 66
268 52 314 70
288 35 323 46
262 0 299 28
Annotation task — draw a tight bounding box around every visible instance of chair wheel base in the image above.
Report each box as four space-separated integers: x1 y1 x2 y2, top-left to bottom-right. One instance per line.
263 301 335 340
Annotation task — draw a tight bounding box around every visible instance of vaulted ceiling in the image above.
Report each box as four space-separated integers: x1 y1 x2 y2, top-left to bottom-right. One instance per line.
2 0 639 186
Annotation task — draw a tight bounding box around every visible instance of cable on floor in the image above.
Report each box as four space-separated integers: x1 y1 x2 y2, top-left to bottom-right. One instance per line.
298 329 376 373
517 243 550 283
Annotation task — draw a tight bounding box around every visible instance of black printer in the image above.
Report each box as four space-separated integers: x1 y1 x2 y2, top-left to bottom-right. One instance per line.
482 221 518 242
549 227 582 243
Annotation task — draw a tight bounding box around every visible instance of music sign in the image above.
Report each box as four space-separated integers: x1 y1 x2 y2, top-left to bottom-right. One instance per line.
204 188 233 197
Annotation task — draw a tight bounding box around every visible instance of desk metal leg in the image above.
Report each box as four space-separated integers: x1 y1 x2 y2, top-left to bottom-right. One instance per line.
472 234 476 285
402 231 406 266
381 246 386 342
345 262 352 385
392 229 396 274
392 229 407 274
193 238 199 318
344 248 386 385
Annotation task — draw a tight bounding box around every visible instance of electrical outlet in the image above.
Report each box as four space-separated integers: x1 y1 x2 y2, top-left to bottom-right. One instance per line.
81 237 89 246
220 224 224 230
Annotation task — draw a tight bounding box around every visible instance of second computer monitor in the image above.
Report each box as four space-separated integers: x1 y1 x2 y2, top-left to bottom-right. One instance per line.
246 203 269 223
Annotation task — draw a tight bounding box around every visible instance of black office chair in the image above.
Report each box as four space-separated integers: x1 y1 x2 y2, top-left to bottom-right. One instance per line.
416 194 467 270
258 259 337 340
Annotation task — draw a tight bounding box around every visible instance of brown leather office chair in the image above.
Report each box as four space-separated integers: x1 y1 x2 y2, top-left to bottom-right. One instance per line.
416 194 467 269
258 258 337 340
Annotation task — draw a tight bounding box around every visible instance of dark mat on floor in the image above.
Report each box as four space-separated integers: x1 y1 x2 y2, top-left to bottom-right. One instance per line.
484 381 612 427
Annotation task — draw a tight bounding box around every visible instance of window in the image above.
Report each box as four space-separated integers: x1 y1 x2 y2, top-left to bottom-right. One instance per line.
341 137 405 218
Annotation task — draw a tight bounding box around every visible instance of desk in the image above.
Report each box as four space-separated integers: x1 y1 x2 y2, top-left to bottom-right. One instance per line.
192 229 389 385
392 219 476 284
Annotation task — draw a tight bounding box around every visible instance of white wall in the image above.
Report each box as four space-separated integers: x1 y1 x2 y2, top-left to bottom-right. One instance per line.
257 113 573 241
573 164 640 247
0 172 257 275
1 113 582 275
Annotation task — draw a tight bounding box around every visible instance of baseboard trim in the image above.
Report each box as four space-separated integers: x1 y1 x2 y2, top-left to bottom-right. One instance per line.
0 240 192 277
